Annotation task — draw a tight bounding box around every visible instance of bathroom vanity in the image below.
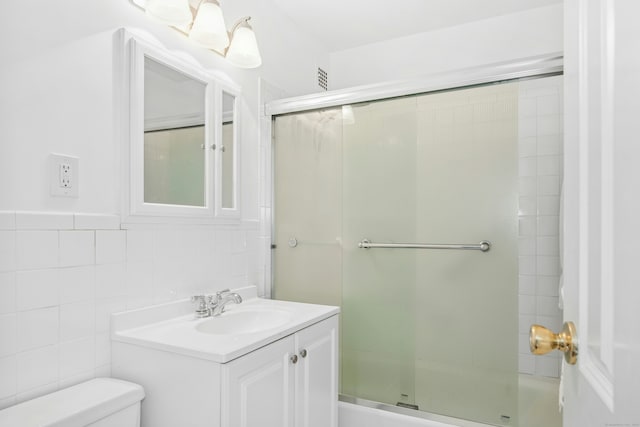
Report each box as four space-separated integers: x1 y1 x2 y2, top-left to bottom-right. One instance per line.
111 287 339 427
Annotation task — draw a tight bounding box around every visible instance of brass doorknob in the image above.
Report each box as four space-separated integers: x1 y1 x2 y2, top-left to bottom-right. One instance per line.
529 321 578 365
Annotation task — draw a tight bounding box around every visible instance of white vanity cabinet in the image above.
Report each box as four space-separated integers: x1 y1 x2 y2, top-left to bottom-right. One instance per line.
111 297 339 427
222 315 338 427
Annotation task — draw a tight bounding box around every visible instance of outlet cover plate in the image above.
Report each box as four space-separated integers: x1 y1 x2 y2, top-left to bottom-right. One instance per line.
49 153 79 197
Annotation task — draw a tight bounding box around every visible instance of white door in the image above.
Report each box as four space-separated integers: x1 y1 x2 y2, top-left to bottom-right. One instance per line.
561 0 640 425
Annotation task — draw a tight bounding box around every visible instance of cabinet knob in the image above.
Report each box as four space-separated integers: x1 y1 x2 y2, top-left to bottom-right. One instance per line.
299 349 308 358
290 354 298 364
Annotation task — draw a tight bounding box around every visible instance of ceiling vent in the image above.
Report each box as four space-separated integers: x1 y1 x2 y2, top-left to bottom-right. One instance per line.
318 67 328 91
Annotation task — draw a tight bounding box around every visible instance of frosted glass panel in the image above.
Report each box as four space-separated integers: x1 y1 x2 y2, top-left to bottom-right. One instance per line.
411 84 519 424
273 81 520 426
144 126 205 206
273 110 343 308
341 97 417 406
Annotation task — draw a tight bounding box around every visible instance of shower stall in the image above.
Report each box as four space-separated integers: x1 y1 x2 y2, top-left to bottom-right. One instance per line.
269 63 564 427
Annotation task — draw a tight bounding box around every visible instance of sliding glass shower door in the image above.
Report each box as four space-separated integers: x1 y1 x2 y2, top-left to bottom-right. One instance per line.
273 82 520 426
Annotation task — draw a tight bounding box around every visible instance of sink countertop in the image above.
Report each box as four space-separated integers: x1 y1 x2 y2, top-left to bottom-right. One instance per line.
111 291 339 363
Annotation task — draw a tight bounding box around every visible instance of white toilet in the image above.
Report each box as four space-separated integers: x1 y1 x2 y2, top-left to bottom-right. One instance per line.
0 378 144 427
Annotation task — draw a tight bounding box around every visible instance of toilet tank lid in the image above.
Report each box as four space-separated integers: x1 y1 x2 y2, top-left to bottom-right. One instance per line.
0 378 145 427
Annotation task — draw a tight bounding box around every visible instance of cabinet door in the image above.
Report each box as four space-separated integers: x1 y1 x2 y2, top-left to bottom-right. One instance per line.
222 336 295 427
294 316 339 427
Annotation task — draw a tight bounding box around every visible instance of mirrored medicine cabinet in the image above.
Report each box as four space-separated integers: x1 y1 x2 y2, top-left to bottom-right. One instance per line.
122 31 241 224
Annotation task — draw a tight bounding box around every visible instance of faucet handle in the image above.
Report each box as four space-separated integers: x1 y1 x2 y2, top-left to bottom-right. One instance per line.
191 295 210 318
215 289 231 297
190 295 207 309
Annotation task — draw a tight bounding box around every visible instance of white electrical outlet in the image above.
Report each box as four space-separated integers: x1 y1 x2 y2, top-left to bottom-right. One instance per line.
50 154 79 197
59 163 71 187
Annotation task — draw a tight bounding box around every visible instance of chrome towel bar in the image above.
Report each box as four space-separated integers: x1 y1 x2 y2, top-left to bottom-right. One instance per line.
358 239 491 252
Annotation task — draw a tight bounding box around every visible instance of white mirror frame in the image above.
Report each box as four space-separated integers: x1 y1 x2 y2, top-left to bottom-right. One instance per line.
119 30 242 225
216 85 241 218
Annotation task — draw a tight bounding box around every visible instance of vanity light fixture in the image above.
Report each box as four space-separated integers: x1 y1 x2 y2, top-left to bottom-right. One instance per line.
189 0 229 51
225 17 262 69
133 0 262 68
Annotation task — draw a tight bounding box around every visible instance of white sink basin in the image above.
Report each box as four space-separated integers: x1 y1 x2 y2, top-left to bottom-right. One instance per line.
195 308 292 335
111 290 340 363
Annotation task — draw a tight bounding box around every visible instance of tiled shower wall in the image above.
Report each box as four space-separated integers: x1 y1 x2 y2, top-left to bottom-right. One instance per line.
517 76 564 377
0 211 263 408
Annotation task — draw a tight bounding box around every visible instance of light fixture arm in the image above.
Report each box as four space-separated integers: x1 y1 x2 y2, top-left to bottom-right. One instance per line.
225 16 252 55
225 15 262 67
229 16 253 37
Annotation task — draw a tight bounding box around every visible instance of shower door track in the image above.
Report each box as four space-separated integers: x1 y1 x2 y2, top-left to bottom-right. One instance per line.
339 395 503 427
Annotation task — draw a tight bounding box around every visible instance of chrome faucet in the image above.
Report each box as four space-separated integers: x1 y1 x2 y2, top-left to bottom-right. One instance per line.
210 289 243 316
190 289 242 318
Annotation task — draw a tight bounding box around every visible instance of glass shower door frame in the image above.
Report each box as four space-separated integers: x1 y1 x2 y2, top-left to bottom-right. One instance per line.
264 54 565 427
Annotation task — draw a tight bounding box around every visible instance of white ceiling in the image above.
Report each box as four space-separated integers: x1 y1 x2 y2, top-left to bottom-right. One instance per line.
271 0 562 51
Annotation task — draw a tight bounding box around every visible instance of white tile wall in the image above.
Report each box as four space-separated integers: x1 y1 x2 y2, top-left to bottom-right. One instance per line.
517 76 563 378
16 231 59 271
0 356 17 401
59 231 95 267
95 231 126 265
16 345 59 392
59 337 95 378
73 214 120 230
15 212 74 231
59 302 94 341
0 273 16 315
59 266 95 305
15 270 59 311
0 232 16 272
16 307 59 352
0 211 262 404
0 315 17 357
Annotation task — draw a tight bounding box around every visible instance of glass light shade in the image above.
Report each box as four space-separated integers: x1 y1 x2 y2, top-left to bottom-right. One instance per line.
226 26 262 69
189 0 229 52
145 0 193 27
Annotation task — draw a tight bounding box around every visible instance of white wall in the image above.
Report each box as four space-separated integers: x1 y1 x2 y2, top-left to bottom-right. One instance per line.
0 0 329 408
329 5 563 90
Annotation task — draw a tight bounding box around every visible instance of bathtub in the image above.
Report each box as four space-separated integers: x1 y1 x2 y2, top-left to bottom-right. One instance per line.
338 374 561 427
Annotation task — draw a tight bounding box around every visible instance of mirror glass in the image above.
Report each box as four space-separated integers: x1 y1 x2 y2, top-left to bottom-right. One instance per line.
221 92 236 209
143 56 207 207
